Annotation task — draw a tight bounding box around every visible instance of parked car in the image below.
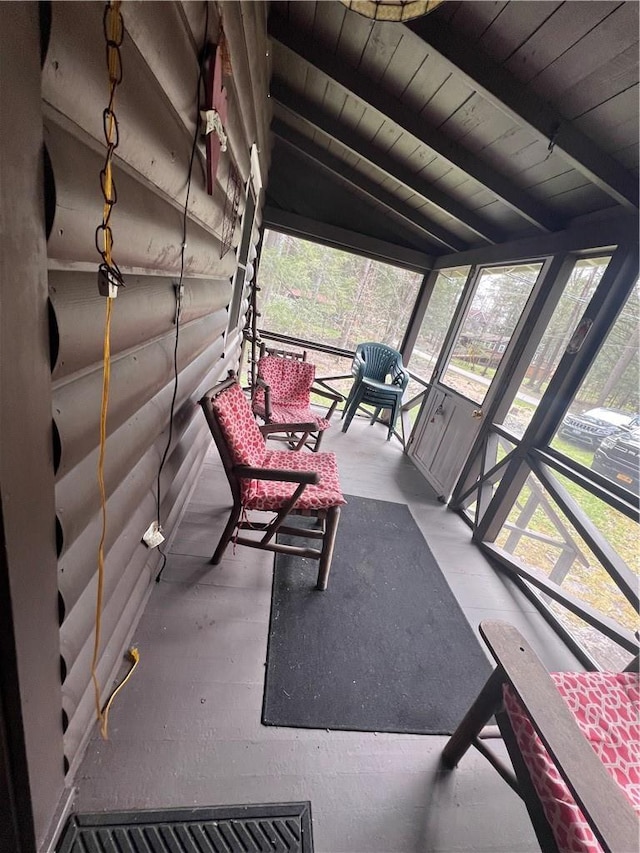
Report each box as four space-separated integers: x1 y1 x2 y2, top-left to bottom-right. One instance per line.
591 427 640 492
559 407 640 447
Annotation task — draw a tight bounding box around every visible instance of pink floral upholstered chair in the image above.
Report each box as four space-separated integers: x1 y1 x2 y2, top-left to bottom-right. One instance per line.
252 345 342 452
442 620 639 853
199 374 345 590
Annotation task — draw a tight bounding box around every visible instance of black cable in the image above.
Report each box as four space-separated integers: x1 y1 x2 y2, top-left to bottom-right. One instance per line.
155 2 210 582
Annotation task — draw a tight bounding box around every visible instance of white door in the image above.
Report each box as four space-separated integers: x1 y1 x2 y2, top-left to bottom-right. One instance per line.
410 262 546 498
410 387 482 498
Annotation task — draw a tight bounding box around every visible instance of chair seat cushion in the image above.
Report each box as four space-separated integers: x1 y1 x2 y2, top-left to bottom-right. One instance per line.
240 449 346 511
253 402 331 431
503 671 640 853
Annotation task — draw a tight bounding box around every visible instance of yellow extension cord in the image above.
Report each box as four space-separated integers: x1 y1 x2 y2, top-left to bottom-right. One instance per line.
89 0 139 741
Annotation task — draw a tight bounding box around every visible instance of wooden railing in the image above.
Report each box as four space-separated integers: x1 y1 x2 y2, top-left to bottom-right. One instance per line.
245 329 433 449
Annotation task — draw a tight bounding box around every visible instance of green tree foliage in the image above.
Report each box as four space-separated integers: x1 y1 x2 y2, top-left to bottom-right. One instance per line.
258 230 422 351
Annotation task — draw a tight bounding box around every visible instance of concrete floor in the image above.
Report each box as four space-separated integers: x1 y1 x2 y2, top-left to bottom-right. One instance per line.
74 415 582 852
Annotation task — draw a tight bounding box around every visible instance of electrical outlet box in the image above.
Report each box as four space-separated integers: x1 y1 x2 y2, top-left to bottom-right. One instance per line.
98 265 120 298
142 521 165 548
173 281 184 324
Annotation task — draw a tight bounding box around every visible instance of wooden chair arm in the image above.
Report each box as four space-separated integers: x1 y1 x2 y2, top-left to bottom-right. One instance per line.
258 422 317 436
233 465 319 485
316 373 353 382
254 375 273 419
311 385 344 403
480 620 638 853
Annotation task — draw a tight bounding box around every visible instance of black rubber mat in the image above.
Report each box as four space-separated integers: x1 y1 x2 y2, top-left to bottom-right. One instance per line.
56 802 314 852
263 495 493 735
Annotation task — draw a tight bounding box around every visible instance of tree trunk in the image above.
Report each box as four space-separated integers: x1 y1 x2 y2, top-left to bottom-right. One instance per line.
596 325 639 407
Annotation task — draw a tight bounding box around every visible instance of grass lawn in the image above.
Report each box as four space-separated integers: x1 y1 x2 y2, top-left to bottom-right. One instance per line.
498 434 638 636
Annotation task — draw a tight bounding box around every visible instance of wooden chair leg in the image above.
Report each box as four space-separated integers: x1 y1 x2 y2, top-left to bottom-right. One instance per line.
316 505 341 591
441 668 505 768
211 501 242 565
313 429 325 451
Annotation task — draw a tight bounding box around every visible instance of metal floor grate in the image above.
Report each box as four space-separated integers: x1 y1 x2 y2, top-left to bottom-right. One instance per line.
56 802 314 852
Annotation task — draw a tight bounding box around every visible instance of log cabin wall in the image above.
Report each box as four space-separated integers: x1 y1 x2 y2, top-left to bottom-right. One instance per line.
42 0 270 785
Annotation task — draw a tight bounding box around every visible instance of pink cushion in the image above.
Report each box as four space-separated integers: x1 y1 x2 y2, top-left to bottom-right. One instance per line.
240 449 346 511
252 401 331 432
210 382 265 468
254 355 315 409
503 672 640 853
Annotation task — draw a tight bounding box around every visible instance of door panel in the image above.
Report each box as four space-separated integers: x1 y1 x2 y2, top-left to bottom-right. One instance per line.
411 389 481 496
410 262 544 498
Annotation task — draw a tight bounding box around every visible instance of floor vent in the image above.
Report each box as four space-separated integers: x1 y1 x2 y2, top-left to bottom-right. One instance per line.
56 802 314 852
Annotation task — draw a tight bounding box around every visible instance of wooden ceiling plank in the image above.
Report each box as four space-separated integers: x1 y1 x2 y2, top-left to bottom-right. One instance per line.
439 92 516 150
338 93 367 129
387 133 421 162
400 54 452 115
273 101 308 135
311 2 347 55
266 150 398 242
476 1 563 64
543 184 611 218
322 80 348 119
272 41 307 95
370 121 404 155
467 198 535 231
303 65 330 111
287 1 317 32
407 15 639 208
379 34 429 100
352 107 386 143
417 157 454 185
358 19 404 82
446 1 508 41
481 126 539 163
504 2 622 85
420 75 475 129
460 113 520 155
505 147 571 185
262 206 435 271
529 170 595 201
529 4 638 99
272 80 506 244
613 144 638 175
555 44 639 120
573 86 639 150
334 6 373 70
431 2 462 25
269 13 561 231
272 118 468 252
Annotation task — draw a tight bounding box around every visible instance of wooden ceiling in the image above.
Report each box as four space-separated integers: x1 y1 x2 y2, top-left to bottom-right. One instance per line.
265 0 639 256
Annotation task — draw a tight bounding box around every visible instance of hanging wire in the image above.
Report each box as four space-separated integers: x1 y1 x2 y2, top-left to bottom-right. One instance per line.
154 2 211 583
91 0 127 741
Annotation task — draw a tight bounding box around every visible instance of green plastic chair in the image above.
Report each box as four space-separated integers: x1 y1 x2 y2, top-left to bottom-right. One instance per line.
341 342 409 440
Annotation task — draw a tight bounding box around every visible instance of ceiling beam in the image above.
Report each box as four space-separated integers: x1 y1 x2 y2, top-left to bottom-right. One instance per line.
272 119 469 252
407 16 639 211
271 79 507 246
269 14 563 233
263 207 435 272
